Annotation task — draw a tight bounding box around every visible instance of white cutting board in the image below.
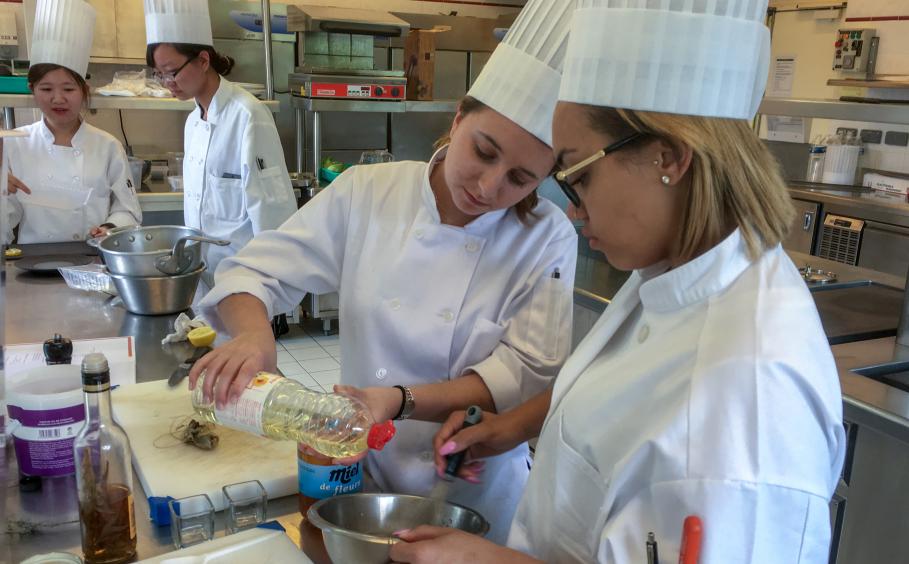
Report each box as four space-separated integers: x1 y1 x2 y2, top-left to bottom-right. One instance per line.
112 381 297 512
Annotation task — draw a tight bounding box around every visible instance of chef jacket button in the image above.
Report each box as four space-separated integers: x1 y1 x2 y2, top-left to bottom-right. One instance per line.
375 368 387 380
419 451 433 463
440 309 454 322
389 298 401 310
414 228 424 240
46 173 53 180
465 241 479 253
638 324 650 343
72 176 80 182
73 150 81 156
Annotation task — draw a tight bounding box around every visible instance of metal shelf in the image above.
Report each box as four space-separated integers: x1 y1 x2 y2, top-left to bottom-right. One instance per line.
0 94 281 113
759 97 909 125
290 96 458 113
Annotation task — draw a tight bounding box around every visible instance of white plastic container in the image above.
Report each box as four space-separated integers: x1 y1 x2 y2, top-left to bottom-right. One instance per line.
822 144 862 185
6 365 84 477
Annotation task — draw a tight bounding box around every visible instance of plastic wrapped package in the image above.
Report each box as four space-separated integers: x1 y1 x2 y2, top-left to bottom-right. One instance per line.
58 263 117 295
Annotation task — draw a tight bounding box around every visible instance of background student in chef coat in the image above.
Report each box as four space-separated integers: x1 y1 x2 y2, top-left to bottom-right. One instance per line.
4 0 141 245
188 1 577 543
144 0 296 286
390 1 846 562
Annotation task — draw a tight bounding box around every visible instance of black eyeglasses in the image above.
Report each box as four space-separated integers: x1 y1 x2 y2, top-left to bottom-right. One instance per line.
553 132 645 207
153 56 198 84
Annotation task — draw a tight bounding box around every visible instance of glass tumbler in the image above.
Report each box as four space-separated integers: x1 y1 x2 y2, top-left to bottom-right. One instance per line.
168 494 215 548
222 480 268 533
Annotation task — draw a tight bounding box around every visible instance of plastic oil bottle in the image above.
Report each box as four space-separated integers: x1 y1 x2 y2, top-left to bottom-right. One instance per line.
191 371 395 458
192 372 394 517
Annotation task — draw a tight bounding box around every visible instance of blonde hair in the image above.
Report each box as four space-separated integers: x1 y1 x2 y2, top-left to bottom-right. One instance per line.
586 107 794 261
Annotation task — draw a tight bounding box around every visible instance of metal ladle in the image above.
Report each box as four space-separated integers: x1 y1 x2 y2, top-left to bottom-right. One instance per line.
155 235 230 275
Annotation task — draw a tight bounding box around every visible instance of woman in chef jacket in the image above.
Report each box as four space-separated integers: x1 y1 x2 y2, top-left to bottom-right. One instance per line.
390 1 847 563
188 2 578 543
144 0 296 287
4 0 141 245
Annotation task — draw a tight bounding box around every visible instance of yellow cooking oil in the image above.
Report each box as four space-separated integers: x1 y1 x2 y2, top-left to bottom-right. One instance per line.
192 372 372 459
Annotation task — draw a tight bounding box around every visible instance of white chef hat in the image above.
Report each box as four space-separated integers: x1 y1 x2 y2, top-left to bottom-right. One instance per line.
560 0 770 120
144 0 213 47
467 0 576 146
30 0 96 79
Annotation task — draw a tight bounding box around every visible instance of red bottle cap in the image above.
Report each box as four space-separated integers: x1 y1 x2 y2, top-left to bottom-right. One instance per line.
367 420 396 450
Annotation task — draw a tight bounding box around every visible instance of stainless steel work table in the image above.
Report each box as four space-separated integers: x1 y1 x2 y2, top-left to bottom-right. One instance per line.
2 244 329 563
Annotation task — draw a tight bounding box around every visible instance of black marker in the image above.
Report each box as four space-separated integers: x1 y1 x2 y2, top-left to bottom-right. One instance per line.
444 405 483 479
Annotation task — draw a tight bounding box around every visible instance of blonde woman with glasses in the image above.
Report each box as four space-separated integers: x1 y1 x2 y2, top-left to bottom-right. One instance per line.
395 1 846 562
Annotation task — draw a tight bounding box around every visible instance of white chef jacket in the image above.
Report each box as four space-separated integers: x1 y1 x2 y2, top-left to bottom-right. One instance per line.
200 148 578 542
182 77 296 285
508 229 846 563
4 119 141 244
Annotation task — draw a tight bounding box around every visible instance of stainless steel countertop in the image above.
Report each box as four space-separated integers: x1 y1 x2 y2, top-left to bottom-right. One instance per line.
2 245 327 563
789 182 909 227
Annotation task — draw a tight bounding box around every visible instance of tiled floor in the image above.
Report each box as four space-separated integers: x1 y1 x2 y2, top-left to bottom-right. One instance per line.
275 324 341 393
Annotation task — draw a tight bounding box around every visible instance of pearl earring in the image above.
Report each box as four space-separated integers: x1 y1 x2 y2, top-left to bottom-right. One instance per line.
653 160 660 166
661 175 671 185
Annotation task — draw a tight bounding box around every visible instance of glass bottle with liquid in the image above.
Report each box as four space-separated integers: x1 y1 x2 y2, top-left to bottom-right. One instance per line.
192 372 395 458
73 353 137 564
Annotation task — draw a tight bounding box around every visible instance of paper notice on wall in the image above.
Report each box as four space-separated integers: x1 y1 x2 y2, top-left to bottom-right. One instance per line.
769 55 797 98
767 116 811 143
3 336 136 389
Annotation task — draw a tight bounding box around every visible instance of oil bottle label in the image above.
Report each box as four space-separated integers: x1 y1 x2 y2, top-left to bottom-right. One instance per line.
298 459 363 499
213 373 282 436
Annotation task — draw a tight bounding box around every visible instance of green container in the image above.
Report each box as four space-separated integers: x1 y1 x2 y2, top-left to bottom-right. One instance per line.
0 76 30 94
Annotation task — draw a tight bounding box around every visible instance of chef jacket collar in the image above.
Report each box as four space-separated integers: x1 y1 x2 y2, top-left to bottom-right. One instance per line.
38 117 88 150
196 76 230 125
638 228 754 313
421 144 508 233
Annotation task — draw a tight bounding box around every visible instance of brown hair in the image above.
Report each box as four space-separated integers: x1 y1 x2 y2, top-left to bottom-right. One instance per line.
435 96 540 223
27 63 91 107
585 107 794 261
146 43 235 76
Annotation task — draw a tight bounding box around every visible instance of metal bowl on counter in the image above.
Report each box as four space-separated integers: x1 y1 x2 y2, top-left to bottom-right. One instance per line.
109 264 205 315
307 493 489 564
99 226 228 277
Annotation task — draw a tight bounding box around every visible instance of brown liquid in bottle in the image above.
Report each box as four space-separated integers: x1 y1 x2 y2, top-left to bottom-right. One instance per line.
79 483 137 564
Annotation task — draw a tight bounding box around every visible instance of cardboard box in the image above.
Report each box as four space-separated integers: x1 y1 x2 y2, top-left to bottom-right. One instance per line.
403 26 451 101
404 29 436 101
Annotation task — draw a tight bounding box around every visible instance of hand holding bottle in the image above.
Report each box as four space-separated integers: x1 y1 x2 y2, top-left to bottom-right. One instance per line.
188 329 277 408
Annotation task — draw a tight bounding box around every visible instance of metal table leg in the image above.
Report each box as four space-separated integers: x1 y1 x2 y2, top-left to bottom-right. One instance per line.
312 110 322 182
3 107 15 130
295 107 304 174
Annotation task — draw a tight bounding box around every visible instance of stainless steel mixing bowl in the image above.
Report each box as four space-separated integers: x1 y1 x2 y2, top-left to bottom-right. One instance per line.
99 225 227 277
108 264 205 315
306 493 489 564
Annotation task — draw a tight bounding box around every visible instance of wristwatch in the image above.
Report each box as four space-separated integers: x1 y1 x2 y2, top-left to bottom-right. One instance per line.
393 385 415 421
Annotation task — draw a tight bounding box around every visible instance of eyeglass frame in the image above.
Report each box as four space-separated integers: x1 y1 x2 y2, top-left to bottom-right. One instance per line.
153 55 198 84
553 132 646 208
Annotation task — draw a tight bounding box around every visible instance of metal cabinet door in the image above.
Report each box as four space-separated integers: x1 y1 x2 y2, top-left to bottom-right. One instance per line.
784 199 821 254
857 221 909 277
